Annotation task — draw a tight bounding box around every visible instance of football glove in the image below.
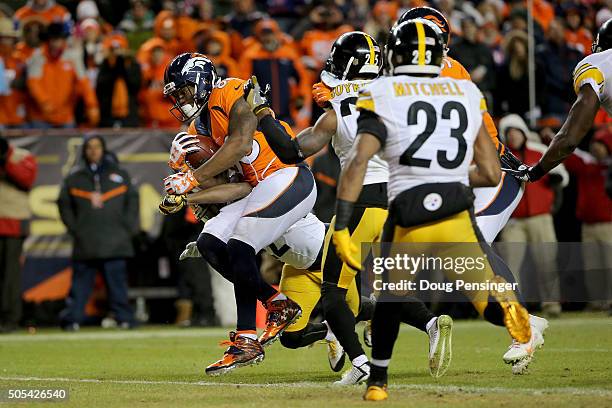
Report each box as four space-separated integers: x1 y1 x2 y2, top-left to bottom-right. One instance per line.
502 163 546 182
179 241 201 260
158 194 187 215
169 132 200 172
312 82 332 109
164 171 200 195
191 204 221 223
332 228 361 271
243 75 271 115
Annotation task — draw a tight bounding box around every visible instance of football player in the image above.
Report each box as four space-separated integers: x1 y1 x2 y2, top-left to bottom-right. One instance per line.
332 20 533 400
159 186 373 374
243 31 454 383
512 18 612 180
395 7 550 374
161 54 315 375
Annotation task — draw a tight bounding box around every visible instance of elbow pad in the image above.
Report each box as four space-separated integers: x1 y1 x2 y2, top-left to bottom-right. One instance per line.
357 110 387 147
259 115 305 164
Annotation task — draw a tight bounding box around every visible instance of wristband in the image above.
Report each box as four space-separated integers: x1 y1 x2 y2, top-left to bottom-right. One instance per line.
529 163 546 182
334 199 355 231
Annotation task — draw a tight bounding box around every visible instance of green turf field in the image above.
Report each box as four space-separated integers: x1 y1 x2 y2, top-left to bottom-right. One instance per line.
0 313 610 407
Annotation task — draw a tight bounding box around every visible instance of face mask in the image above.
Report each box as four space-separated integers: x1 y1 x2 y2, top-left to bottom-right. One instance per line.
180 102 200 119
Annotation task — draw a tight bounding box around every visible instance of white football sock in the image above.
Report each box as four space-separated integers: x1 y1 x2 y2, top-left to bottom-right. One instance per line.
323 321 336 341
352 354 368 367
370 358 391 368
426 317 437 333
237 333 258 340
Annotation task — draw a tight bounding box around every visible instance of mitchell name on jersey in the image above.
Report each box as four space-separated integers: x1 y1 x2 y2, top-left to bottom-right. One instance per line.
356 75 487 203
572 48 611 115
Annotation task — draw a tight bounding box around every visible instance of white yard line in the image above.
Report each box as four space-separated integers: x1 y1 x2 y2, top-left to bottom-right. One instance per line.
0 376 610 397
0 317 608 343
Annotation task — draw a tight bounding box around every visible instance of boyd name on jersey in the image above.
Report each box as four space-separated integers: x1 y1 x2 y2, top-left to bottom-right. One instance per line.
356 75 487 203
321 71 389 185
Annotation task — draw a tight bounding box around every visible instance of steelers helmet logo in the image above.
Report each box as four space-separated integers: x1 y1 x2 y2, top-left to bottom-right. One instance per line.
423 193 443 211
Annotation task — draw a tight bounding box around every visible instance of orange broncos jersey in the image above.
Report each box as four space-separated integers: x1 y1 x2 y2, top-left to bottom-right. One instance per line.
188 78 295 186
441 56 503 155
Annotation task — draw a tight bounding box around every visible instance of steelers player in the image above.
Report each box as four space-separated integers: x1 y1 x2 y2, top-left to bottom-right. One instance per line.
394 7 550 375
243 31 453 384
513 17 612 180
332 20 533 400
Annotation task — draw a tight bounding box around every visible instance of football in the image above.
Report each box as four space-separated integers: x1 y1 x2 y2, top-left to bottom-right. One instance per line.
185 135 218 170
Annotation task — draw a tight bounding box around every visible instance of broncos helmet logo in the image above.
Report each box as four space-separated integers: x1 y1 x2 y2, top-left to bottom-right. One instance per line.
181 56 214 76
424 15 448 32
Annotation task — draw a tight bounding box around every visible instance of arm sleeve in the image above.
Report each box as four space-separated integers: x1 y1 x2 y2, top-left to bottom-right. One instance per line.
259 115 304 164
77 75 99 110
57 178 78 235
356 109 387 148
355 89 387 147
123 174 140 235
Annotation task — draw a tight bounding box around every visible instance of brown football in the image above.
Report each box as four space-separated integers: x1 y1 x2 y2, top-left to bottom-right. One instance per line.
185 135 218 170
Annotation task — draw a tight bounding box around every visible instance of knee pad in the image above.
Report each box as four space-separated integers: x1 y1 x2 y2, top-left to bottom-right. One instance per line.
280 330 304 349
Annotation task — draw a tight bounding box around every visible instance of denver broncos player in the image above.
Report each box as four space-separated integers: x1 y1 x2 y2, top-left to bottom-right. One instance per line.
161 53 316 375
395 7 550 374
245 32 454 382
161 185 369 375
513 18 612 180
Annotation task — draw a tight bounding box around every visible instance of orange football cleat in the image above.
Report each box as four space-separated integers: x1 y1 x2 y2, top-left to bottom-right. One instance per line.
258 297 302 347
205 331 264 376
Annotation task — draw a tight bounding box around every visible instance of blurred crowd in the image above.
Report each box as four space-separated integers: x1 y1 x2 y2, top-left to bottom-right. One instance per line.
0 0 611 130
0 0 611 330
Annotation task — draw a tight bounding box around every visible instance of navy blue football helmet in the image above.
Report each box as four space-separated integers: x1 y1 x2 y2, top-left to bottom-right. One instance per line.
163 53 218 122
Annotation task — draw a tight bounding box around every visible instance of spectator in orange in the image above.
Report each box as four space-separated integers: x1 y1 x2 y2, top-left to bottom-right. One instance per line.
14 0 71 27
224 0 268 60
240 19 309 126
174 2 199 48
193 28 239 79
14 16 46 62
300 5 353 73
364 1 398 44
96 33 141 128
531 0 554 33
26 23 99 128
563 6 592 55
0 18 27 128
139 39 174 128
137 11 180 66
